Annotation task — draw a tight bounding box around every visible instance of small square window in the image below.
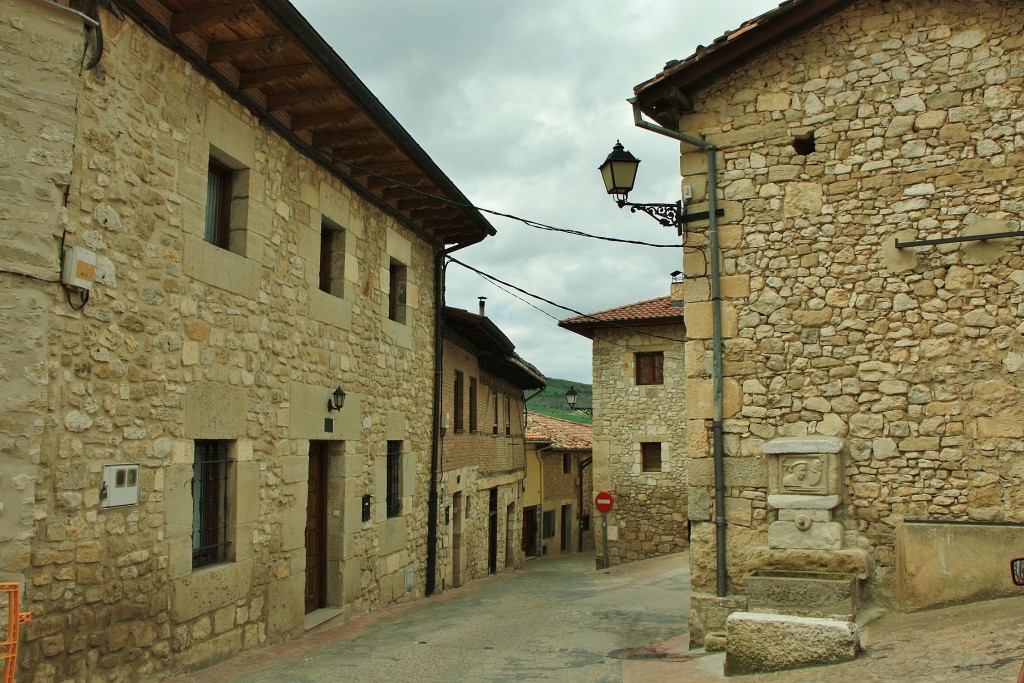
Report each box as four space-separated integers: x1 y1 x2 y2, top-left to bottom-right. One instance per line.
562 453 571 474
205 159 233 250
641 442 662 472
319 219 345 297
636 352 664 386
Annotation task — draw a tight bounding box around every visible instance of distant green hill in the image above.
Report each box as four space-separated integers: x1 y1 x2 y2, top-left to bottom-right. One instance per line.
527 377 592 424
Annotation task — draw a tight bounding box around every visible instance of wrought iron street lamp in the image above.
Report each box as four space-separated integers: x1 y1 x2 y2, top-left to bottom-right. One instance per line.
599 141 682 232
565 386 592 416
327 385 347 412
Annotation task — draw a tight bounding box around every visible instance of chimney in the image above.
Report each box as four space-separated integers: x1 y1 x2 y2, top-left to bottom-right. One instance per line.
478 296 487 316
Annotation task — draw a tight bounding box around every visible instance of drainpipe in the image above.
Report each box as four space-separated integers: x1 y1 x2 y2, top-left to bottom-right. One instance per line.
427 236 485 596
577 456 592 553
631 98 727 598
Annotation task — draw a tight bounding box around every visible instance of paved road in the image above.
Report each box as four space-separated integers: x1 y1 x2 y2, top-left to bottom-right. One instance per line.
177 551 1024 683
180 553 692 683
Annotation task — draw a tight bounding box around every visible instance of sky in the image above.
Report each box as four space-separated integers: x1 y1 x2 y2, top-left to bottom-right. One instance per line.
292 0 781 384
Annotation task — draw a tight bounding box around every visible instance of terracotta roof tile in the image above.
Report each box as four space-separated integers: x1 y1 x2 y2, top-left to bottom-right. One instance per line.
558 296 684 338
524 413 593 451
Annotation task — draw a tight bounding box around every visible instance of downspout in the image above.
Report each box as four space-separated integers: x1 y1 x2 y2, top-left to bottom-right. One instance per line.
427 235 485 596
577 456 592 553
631 98 727 598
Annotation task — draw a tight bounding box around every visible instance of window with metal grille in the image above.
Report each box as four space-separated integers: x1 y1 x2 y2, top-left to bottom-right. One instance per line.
636 351 664 385
388 259 407 323
469 377 478 432
641 442 663 472
205 158 232 250
386 441 402 517
454 371 464 432
192 440 232 569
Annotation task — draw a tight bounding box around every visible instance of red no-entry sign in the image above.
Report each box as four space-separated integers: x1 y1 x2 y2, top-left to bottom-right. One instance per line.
595 491 614 512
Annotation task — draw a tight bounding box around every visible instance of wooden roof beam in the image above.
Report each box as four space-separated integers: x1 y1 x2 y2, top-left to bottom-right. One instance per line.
266 89 340 111
312 128 381 148
239 63 313 89
290 109 362 132
207 35 288 63
170 3 256 34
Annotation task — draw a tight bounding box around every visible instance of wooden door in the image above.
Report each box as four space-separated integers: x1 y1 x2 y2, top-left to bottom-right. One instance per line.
305 443 328 614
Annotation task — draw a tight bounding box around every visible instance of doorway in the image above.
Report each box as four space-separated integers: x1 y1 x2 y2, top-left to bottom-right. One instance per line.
561 504 572 552
488 488 498 574
305 442 328 614
522 506 538 557
452 492 463 587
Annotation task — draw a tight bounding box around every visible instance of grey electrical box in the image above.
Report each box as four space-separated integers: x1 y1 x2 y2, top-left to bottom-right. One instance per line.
102 463 140 508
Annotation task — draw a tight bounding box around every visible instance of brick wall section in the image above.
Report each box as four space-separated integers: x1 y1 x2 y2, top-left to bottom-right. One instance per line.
436 338 527 589
591 322 688 565
671 0 1024 624
2 3 445 679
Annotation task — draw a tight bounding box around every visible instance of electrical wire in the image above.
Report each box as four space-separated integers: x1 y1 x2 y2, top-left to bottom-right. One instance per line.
447 256 686 345
330 156 686 250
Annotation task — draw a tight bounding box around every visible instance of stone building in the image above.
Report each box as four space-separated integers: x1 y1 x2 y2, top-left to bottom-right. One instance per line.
560 296 688 566
523 413 594 558
0 0 497 679
437 303 545 588
628 0 1024 647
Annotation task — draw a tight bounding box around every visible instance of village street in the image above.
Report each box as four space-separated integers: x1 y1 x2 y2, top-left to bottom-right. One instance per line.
171 551 1024 683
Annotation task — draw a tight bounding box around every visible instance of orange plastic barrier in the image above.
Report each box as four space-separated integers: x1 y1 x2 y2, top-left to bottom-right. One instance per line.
0 584 30 683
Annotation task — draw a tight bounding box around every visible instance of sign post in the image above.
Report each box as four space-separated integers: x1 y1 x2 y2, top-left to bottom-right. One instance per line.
594 491 614 569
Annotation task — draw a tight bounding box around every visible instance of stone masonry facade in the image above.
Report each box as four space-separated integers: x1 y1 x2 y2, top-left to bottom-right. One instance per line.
656 0 1024 642
591 322 688 565
1 2 453 680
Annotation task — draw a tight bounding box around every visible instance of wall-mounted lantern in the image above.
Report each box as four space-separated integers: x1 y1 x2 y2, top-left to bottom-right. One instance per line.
327 385 346 412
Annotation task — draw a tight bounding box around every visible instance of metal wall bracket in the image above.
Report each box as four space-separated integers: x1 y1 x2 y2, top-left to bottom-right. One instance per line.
895 230 1024 249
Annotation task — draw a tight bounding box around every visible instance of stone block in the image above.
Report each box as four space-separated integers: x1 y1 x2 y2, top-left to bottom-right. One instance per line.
769 520 843 550
685 377 742 419
183 235 260 298
768 494 841 510
688 456 765 488
746 570 859 619
266 573 304 639
288 383 361 441
172 560 252 622
745 547 871 580
185 382 247 439
725 612 860 675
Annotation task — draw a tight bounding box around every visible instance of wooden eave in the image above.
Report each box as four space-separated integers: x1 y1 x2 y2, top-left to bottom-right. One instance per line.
632 0 855 126
100 0 495 247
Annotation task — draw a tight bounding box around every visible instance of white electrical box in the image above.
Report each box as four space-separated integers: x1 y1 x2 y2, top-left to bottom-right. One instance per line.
102 463 140 508
62 246 97 291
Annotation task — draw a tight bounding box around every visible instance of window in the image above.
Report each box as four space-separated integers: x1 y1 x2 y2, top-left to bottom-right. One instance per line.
454 372 464 432
641 442 663 472
491 393 498 436
386 441 402 517
469 377 478 432
388 259 407 323
319 219 345 297
205 158 232 250
193 440 232 569
636 351 664 385
504 396 511 436
542 510 555 539
562 453 571 474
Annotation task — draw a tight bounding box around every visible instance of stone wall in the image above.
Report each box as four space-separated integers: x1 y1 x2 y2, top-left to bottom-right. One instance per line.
0 0 87 592
591 322 688 565
2 3 445 680
672 0 1024 639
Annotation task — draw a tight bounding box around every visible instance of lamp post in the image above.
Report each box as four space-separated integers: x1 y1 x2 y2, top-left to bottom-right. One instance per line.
565 386 592 416
599 141 683 233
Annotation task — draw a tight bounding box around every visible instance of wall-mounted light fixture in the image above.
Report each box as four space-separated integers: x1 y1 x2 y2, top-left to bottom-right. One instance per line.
600 141 683 232
327 385 346 412
565 386 593 416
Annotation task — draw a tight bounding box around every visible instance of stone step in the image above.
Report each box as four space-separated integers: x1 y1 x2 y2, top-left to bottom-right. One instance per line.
724 612 861 675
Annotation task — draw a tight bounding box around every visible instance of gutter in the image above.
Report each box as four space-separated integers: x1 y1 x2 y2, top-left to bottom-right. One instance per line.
630 98 728 598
